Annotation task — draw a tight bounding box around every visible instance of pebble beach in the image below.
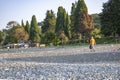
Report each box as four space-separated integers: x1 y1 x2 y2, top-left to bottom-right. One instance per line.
0 44 120 80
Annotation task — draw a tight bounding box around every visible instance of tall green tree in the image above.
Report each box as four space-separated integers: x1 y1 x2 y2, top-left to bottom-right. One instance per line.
42 10 56 33
70 3 76 34
25 21 30 35
30 15 40 42
65 13 71 39
101 0 120 37
71 0 94 38
73 0 88 33
55 6 66 35
55 6 71 39
21 19 25 28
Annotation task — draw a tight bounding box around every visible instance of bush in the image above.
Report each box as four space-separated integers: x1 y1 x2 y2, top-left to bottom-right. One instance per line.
96 37 120 44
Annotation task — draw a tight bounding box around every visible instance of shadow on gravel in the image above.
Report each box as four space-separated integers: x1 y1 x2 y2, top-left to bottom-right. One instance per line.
5 52 120 63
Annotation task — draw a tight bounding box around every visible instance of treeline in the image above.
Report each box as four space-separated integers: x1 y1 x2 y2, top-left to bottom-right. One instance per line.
0 0 120 47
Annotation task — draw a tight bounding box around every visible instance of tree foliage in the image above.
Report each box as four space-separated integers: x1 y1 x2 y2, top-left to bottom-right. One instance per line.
4 26 29 44
71 0 94 38
42 10 56 33
21 19 25 28
71 3 76 34
55 6 66 35
91 14 101 29
30 15 40 42
0 31 4 44
55 6 71 39
59 31 68 44
65 13 71 39
41 32 56 45
6 21 19 29
25 21 30 35
14 26 29 42
101 0 120 36
90 28 103 38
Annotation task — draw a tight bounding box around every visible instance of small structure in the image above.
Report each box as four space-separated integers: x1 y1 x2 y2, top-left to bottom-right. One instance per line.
40 44 46 48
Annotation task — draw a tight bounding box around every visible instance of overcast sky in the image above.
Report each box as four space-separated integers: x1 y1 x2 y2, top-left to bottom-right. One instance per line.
0 0 108 30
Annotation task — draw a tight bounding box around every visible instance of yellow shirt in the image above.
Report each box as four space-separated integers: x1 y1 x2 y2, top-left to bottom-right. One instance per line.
90 38 95 45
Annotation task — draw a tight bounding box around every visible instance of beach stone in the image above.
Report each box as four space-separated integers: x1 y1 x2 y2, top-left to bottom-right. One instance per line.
0 44 120 79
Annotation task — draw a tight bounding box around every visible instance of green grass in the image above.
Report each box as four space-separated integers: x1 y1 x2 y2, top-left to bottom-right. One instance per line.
56 37 120 47
96 37 120 44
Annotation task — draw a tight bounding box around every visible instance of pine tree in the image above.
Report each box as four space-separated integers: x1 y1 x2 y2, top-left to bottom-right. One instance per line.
70 3 76 34
30 15 40 42
21 19 25 28
55 6 66 35
65 13 71 39
42 10 56 33
71 0 94 38
55 7 66 36
55 6 72 39
25 21 30 35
